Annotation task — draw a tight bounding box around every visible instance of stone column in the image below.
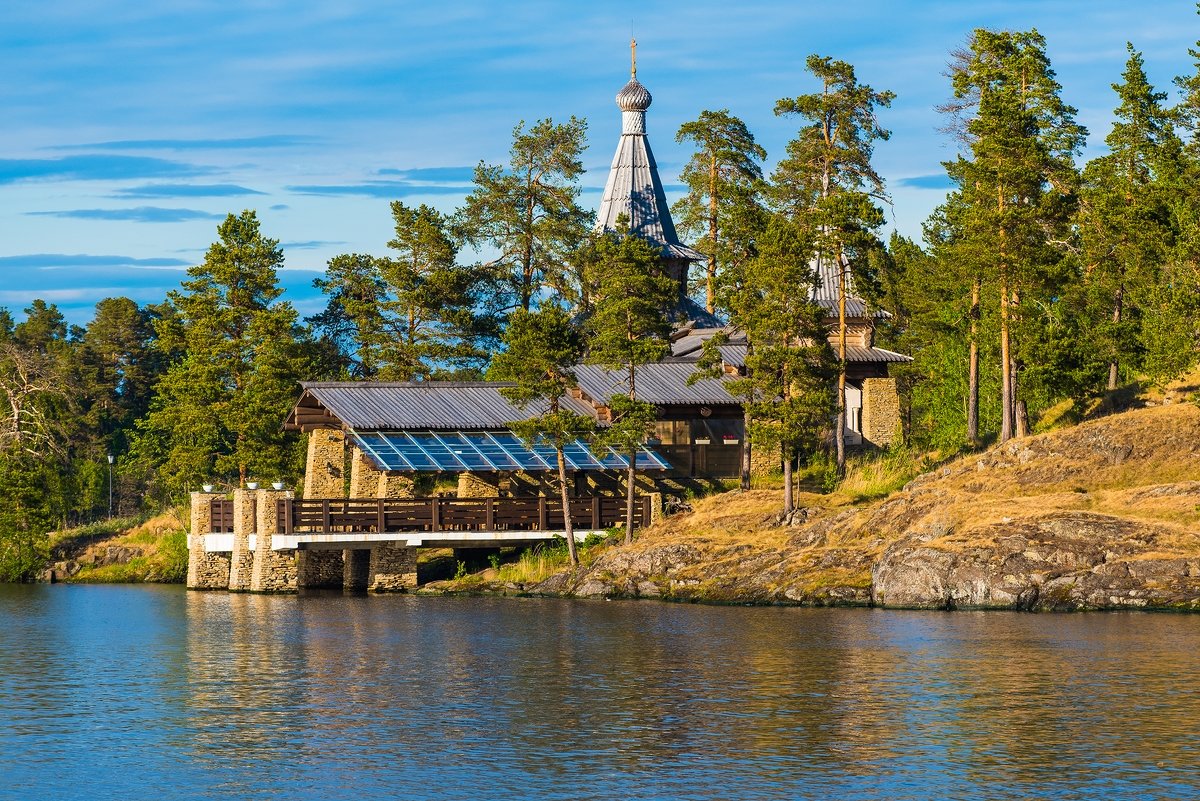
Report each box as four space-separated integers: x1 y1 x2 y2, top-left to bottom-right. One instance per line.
227 488 257 591
456 472 501 498
368 543 417 592
378 473 416 498
249 489 298 593
187 491 231 589
861 377 902 448
749 446 781 479
304 428 346 499
349 447 384 498
343 549 371 592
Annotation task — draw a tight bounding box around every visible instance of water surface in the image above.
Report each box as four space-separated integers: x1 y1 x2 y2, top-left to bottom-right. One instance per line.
1 585 1197 800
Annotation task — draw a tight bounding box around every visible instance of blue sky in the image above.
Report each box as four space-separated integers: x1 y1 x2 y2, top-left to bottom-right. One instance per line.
2 0 1198 324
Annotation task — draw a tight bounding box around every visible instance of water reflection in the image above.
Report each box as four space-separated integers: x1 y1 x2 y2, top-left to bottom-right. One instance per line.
1 585 1199 800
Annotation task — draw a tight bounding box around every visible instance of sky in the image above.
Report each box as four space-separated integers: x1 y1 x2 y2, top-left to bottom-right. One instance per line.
3 0 1198 325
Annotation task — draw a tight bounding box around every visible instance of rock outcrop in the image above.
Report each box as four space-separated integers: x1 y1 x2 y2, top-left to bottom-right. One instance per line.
872 509 1200 610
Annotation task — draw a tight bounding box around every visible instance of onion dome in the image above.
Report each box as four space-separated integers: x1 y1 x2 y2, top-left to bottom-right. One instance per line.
616 78 652 112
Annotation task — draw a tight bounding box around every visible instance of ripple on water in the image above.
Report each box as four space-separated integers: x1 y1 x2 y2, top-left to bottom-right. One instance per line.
1 586 1198 800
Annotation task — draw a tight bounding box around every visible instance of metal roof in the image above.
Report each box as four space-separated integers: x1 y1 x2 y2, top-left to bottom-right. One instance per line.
712 342 911 367
810 253 889 319
595 77 704 262
353 430 670 473
289 382 600 431
574 361 739 406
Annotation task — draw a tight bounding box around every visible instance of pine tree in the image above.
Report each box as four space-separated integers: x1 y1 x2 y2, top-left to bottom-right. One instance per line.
458 117 592 312
673 109 767 313
585 227 676 543
489 306 593 566
772 54 893 472
938 29 1085 441
720 217 835 515
132 211 308 496
1078 45 1182 398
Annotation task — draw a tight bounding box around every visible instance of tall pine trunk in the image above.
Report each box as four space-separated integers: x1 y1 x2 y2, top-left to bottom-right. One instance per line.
707 154 719 313
967 277 980 447
835 253 847 474
740 408 752 492
782 452 794 514
624 364 638 545
1107 283 1124 392
556 447 578 566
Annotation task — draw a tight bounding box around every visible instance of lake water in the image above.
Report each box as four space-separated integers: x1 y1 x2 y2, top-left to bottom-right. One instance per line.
1 585 1198 800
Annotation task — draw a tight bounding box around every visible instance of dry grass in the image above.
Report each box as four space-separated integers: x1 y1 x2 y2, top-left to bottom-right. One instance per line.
60 509 190 583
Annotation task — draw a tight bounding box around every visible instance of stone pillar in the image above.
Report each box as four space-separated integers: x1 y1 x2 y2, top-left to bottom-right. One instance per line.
750 445 781 478
861 377 902 448
227 488 257 591
249 489 298 593
378 472 416 498
456 472 501 498
368 542 417 592
297 549 344 590
343 549 371 592
304 428 346 499
187 491 231 589
648 492 664 525
349 447 384 498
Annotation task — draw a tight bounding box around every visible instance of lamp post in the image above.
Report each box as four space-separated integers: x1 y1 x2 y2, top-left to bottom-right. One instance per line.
107 453 114 519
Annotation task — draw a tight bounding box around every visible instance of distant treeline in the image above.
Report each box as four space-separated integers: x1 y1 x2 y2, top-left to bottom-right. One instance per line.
3 27 1199 579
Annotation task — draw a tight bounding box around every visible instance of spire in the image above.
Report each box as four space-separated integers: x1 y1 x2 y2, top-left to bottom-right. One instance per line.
596 44 703 262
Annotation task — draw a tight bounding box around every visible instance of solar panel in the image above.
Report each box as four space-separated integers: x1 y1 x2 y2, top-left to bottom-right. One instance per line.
350 431 672 473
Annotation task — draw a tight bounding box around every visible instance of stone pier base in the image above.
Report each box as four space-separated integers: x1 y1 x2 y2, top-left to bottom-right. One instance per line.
297 549 344 589
187 490 230 589
368 542 417 592
228 488 257 591
344 549 371 592
249 488 298 593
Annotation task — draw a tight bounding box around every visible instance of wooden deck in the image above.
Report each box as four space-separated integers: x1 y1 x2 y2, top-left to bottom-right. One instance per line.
208 495 652 537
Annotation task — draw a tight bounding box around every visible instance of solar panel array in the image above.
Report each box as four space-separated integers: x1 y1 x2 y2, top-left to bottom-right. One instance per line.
352 431 672 473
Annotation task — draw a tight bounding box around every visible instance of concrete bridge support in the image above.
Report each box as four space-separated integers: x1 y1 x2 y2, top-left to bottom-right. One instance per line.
228 489 257 591
187 491 230 589
368 542 417 592
249 489 298 593
297 550 344 589
344 549 371 592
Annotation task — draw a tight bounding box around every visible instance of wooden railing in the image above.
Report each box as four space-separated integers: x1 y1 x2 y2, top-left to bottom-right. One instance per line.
273 495 652 536
210 499 235 533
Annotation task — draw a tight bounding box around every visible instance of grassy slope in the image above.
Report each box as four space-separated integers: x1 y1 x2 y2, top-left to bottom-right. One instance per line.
49 511 189 583
431 396 1200 604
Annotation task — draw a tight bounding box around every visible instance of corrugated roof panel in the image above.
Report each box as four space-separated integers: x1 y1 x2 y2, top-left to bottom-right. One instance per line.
299 382 598 430
574 361 738 406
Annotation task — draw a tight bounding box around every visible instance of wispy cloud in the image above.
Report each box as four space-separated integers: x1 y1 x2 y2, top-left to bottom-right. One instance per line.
0 254 191 269
896 174 954 190
0 155 213 184
27 207 225 223
48 135 319 151
377 166 475 182
285 181 473 198
283 240 345 250
269 204 290 210
111 183 267 198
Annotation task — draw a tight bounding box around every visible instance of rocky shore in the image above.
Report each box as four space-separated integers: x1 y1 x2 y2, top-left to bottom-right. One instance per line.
426 402 1200 611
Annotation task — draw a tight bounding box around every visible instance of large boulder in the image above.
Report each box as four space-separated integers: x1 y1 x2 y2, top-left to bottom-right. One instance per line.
872 512 1200 610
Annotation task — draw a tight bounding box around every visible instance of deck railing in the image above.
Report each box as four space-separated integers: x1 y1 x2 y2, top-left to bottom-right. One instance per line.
268 495 652 536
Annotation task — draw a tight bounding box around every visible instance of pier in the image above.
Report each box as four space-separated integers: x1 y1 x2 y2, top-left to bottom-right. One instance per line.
187 489 656 593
